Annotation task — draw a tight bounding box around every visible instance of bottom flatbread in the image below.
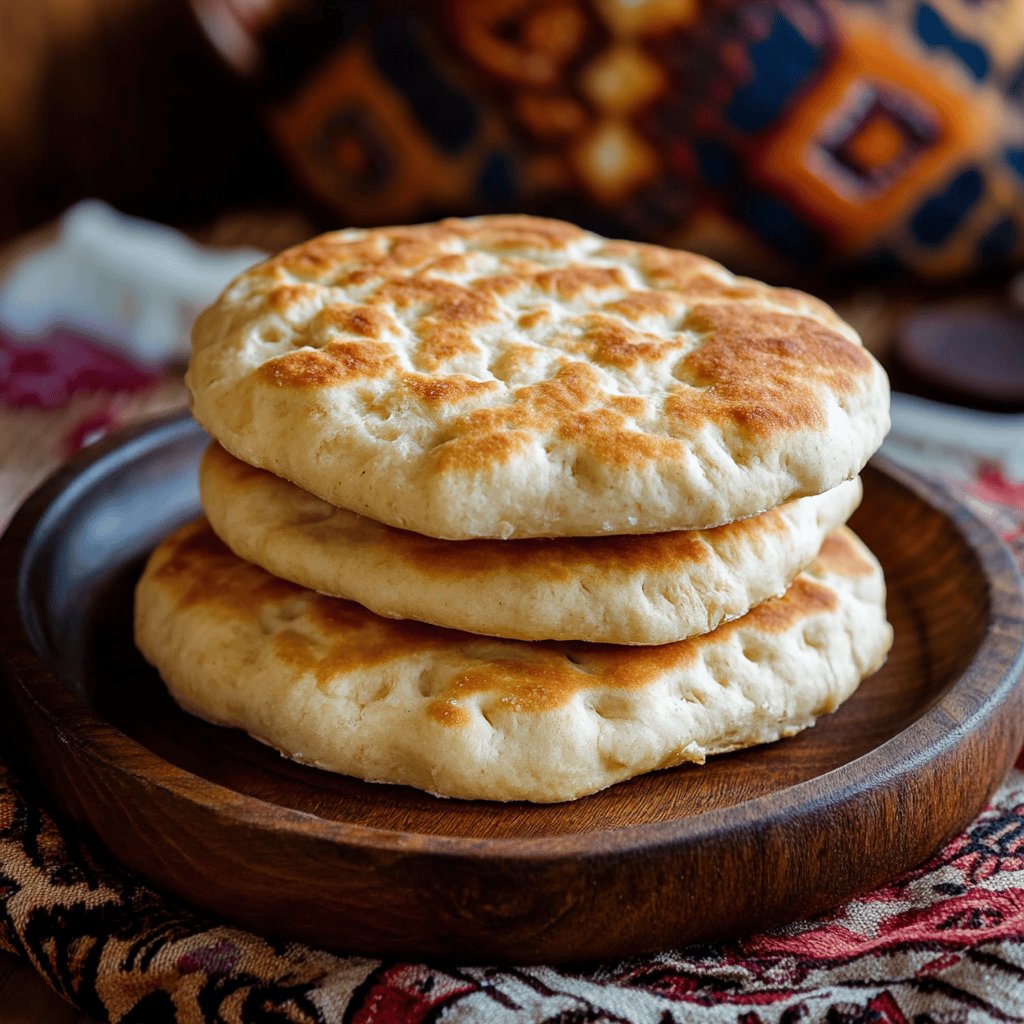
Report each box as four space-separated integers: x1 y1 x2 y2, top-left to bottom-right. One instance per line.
134 522 893 803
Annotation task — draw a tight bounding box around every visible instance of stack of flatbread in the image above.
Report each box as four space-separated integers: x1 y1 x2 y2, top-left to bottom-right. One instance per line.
135 216 893 803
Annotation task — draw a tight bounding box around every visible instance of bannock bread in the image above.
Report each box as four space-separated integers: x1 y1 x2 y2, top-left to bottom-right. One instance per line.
134 521 893 803
201 441 863 644
187 215 890 539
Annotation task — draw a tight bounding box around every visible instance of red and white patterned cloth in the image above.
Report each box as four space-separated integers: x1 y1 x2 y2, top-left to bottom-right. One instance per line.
2 736 1024 1021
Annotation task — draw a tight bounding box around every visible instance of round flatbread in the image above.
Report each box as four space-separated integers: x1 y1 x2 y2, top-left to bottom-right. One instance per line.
135 522 893 803
187 215 889 539
200 442 863 644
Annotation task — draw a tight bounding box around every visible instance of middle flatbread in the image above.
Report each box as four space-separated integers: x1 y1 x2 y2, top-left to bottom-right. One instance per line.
201 443 862 645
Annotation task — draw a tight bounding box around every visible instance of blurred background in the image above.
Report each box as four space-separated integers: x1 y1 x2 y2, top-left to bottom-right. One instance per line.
2 0 1023 509
8 0 1024 282
0 0 286 242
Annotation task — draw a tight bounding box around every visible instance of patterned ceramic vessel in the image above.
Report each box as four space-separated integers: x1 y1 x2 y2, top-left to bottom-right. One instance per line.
195 0 1024 280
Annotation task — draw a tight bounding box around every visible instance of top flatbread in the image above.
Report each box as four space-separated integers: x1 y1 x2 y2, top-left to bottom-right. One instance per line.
188 215 889 539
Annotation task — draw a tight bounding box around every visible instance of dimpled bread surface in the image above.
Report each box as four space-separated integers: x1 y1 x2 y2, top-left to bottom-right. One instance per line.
187 215 890 539
200 441 863 645
134 522 893 803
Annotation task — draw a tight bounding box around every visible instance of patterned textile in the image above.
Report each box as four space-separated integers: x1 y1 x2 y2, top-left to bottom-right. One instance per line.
4 748 1024 1021
265 0 1024 280
0 329 159 411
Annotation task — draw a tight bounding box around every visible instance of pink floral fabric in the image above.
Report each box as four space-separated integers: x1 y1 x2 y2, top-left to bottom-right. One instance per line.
0 330 158 411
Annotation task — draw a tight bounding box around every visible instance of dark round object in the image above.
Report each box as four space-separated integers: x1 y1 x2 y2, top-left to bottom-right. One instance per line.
895 307 1024 410
1 413 1023 964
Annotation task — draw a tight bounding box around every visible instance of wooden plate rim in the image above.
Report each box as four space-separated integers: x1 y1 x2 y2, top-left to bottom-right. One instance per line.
2 411 1023 865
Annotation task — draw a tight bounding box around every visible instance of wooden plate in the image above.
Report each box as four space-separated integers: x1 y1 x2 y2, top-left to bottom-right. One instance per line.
1 413 1023 965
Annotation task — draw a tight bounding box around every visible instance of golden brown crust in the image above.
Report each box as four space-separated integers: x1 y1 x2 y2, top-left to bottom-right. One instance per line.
256 341 401 389
149 522 298 613
188 215 889 538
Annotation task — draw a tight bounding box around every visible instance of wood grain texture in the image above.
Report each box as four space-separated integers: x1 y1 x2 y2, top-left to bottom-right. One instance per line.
0 413 1022 964
0 951 97 1024
0 0 287 243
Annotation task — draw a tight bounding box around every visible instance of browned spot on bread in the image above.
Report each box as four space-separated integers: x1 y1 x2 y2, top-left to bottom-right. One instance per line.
431 429 535 474
424 643 688 723
334 267 381 289
662 305 872 439
388 236 453 270
315 304 398 339
535 264 628 299
631 245 715 288
518 361 604 414
440 362 599 441
279 598 451 691
490 344 547 382
670 275 770 303
272 620 448 693
378 281 504 349
267 237 358 278
817 529 876 577
413 322 482 370
725 576 838 635
403 374 499 405
479 273 534 299
608 394 649 418
518 308 550 330
426 699 471 727
559 410 681 465
685 306 868 382
258 342 399 389
603 290 681 321
423 253 476 276
151 521 300 613
267 284 321 312
577 318 684 370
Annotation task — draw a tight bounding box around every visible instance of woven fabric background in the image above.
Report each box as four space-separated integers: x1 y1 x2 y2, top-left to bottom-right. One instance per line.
266 0 1024 281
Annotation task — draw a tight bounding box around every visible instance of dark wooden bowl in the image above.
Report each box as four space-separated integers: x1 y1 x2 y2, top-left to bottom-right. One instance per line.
1 412 1022 964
